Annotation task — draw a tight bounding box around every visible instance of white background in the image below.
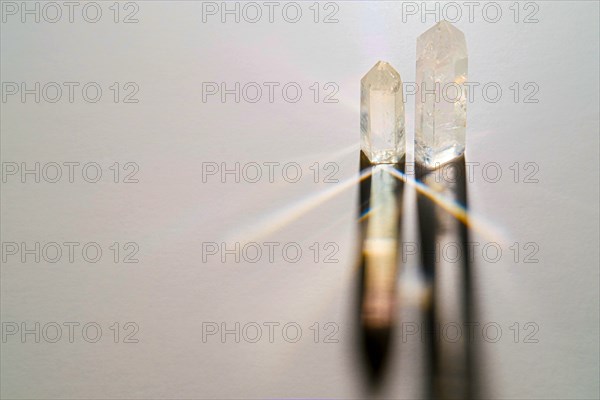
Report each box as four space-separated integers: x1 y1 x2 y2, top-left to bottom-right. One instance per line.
1 1 599 399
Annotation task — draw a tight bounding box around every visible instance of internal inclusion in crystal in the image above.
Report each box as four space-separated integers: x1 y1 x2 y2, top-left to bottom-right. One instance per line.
361 61 405 164
415 20 468 167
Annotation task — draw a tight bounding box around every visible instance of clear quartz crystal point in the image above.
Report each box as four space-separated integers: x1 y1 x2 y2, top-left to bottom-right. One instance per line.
361 61 405 164
415 20 468 167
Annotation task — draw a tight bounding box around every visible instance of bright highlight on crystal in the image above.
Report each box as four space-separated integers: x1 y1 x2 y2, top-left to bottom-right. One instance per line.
361 61 405 164
415 21 468 167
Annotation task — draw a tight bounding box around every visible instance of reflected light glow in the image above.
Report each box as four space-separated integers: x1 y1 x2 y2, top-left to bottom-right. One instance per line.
226 163 373 244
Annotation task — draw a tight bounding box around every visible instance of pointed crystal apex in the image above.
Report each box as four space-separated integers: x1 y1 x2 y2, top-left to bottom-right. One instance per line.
361 61 405 164
415 21 468 167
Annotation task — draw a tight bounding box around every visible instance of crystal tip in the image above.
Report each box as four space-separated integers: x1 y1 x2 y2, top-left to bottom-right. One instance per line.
361 61 402 87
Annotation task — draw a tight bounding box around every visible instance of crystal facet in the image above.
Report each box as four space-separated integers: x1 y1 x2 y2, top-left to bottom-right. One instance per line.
415 21 468 167
361 61 405 164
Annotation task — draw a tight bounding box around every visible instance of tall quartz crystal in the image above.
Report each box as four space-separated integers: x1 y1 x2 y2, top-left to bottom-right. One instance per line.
361 61 405 164
415 21 468 167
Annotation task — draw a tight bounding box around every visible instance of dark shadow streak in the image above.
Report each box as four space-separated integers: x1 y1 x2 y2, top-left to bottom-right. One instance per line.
355 152 405 389
416 155 476 400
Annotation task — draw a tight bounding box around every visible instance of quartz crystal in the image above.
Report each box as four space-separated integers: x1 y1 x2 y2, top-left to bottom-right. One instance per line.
415 21 468 167
361 61 405 164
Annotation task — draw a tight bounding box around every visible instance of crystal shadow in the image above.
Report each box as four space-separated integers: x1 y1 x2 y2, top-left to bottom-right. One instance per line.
415 155 476 400
355 151 405 388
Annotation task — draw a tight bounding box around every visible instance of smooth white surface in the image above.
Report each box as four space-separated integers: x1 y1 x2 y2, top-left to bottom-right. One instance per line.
1 1 599 399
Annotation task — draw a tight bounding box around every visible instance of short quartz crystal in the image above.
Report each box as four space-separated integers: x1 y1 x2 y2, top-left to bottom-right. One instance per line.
415 21 468 167
361 61 405 164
